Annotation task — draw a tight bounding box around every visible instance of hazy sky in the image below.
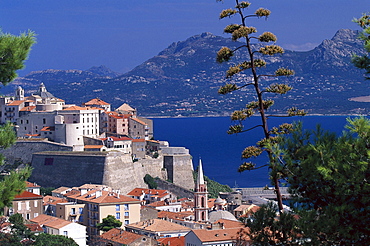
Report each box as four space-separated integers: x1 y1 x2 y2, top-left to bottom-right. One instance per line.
1 0 369 75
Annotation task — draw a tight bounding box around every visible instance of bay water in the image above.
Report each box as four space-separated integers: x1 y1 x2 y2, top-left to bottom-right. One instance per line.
152 116 361 188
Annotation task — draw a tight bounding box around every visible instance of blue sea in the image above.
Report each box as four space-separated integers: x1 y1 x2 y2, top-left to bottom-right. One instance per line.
152 116 364 188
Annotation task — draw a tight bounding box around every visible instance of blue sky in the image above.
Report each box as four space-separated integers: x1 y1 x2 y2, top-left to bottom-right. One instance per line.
1 0 369 75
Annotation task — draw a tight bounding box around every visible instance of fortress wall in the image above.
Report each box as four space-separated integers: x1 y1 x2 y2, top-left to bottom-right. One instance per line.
155 179 194 199
0 140 72 165
164 154 194 191
103 154 167 194
30 151 170 194
30 152 106 188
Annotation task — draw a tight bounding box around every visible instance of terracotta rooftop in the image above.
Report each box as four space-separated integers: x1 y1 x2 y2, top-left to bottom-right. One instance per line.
101 136 132 141
213 219 244 229
20 106 36 112
127 188 169 198
84 145 104 149
14 191 42 200
41 126 55 131
51 186 71 194
65 189 140 204
158 211 194 221
116 103 135 112
7 100 24 106
157 236 185 246
100 228 142 245
25 223 43 232
127 219 190 233
83 98 110 106
26 181 40 188
190 228 250 243
62 105 87 111
43 196 68 206
30 214 72 229
132 139 145 143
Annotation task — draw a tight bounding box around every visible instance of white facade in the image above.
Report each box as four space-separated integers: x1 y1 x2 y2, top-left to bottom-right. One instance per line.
16 108 100 150
44 221 87 246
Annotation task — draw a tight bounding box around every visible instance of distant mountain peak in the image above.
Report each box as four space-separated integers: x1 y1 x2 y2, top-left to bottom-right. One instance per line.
86 65 122 78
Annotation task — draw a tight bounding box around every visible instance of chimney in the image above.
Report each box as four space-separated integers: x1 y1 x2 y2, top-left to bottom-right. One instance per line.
80 189 87 196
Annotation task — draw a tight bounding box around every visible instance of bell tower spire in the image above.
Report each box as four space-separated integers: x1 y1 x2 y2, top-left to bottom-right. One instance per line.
194 158 208 222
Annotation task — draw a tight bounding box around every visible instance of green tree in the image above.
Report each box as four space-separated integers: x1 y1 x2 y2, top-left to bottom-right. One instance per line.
0 30 35 212
282 117 370 245
9 213 34 243
33 233 78 246
96 215 122 232
352 13 370 79
215 0 305 213
241 202 298 246
0 30 35 85
143 174 158 189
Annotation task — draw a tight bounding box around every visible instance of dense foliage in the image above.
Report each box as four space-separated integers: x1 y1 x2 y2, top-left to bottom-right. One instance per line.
281 117 370 245
0 30 35 85
143 174 158 189
96 215 122 232
0 30 35 212
352 13 370 79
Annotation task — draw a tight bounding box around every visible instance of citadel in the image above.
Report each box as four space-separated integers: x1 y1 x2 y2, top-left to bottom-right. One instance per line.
0 83 195 193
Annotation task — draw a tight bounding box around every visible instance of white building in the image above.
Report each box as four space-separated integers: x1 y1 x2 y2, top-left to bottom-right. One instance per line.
17 106 100 150
31 214 87 246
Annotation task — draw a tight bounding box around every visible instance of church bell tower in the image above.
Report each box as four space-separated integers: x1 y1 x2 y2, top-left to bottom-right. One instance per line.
194 158 208 222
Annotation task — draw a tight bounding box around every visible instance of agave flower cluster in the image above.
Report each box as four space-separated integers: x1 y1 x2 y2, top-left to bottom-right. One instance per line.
216 0 306 213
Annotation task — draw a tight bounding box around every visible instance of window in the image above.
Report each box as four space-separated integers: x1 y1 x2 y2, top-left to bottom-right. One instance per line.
26 201 30 210
115 213 120 219
115 205 120 211
124 204 129 210
43 118 46 124
124 212 129 217
63 231 68 236
34 213 38 218
125 220 129 225
26 214 30 220
79 207 83 214
34 200 38 207
18 202 22 211
79 215 84 223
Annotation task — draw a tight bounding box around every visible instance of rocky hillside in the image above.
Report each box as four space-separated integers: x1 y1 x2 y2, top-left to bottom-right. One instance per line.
7 29 370 116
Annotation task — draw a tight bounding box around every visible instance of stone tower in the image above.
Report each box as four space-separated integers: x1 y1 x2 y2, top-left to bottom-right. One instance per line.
194 159 208 222
15 86 24 101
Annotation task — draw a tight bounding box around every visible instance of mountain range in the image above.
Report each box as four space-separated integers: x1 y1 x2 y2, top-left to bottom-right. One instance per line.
5 29 370 117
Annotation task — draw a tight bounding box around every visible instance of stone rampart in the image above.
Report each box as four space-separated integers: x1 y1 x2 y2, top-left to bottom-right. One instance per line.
30 151 174 194
163 154 194 190
155 179 194 199
0 139 72 164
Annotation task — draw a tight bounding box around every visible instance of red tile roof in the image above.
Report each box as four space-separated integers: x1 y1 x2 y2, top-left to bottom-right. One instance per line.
20 106 36 112
25 223 43 232
26 181 40 188
101 136 132 141
14 191 42 200
41 126 55 131
30 214 72 229
157 236 185 246
190 228 250 243
127 188 169 198
83 98 110 106
100 228 142 245
65 189 140 204
7 100 24 106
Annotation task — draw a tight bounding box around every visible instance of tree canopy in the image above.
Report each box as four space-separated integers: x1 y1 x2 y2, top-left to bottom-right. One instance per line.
352 13 370 79
96 215 122 232
0 30 35 85
281 117 370 245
